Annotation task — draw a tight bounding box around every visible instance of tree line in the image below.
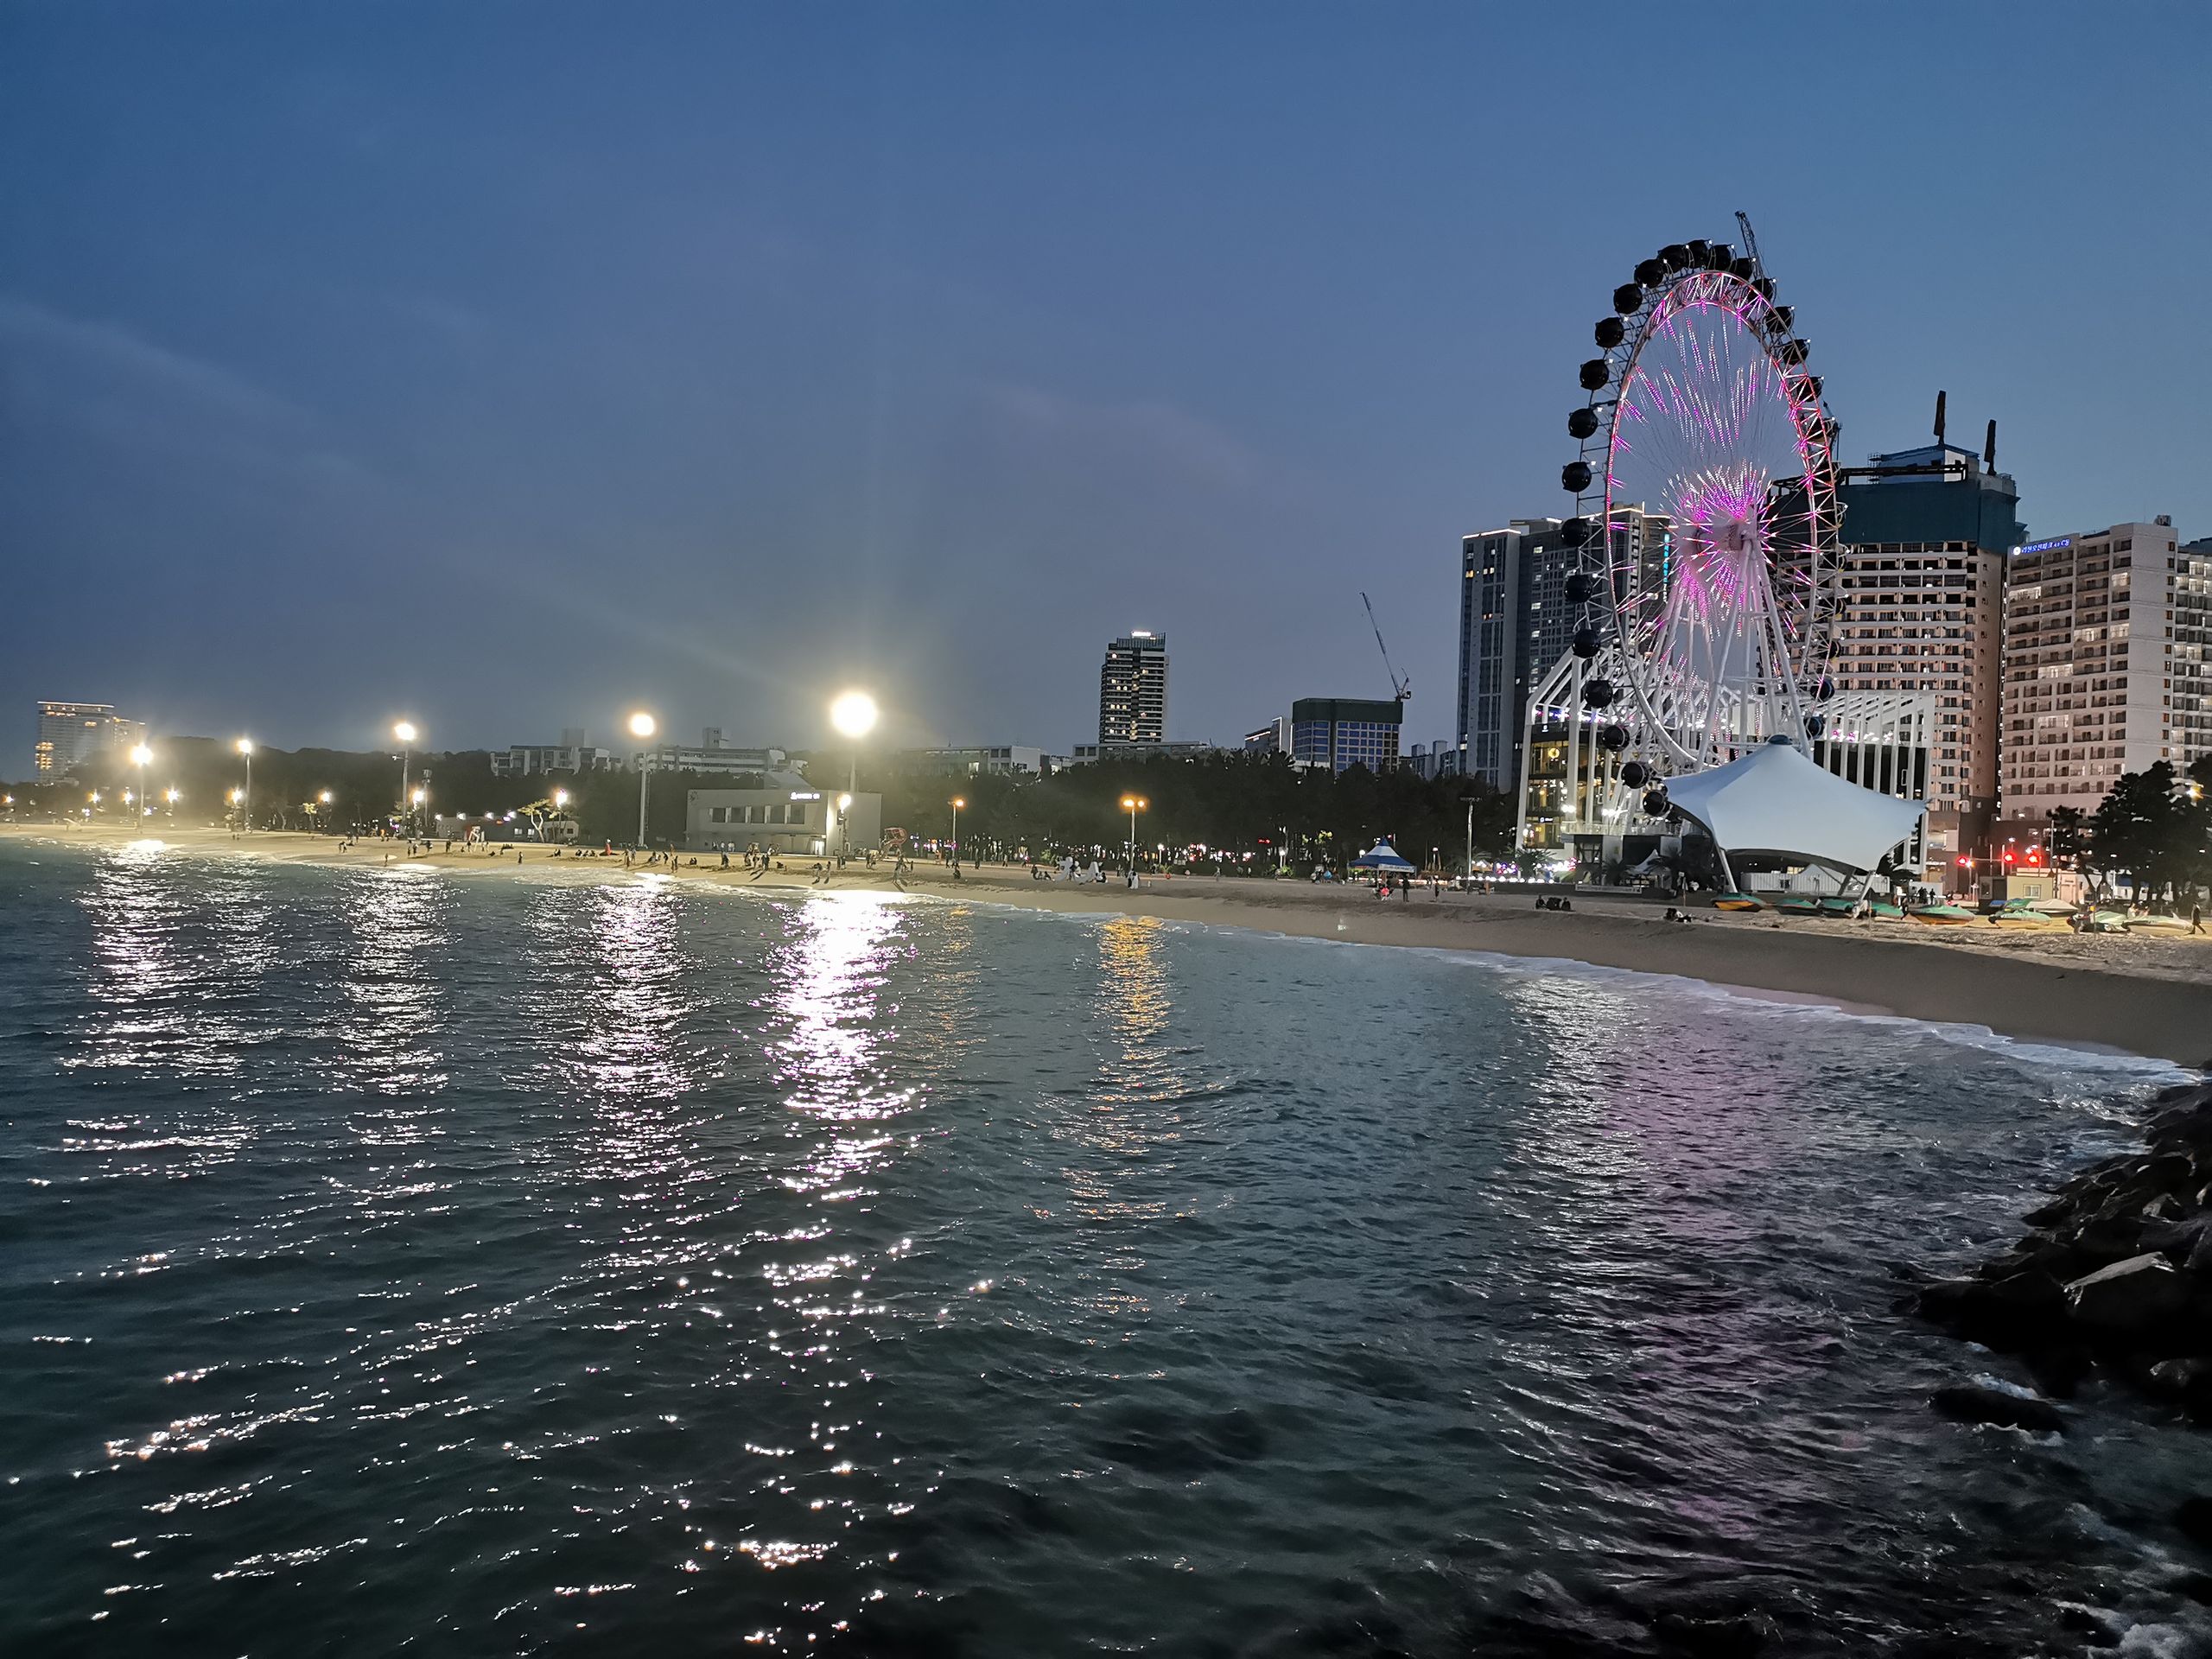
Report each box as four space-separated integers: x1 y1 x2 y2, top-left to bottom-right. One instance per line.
2047 758 2212 903
10 740 1520 872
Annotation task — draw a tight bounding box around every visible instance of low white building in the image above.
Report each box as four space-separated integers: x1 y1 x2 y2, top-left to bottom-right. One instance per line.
685 787 882 855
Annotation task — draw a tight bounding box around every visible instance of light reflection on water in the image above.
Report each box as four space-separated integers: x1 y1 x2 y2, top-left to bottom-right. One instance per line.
2 848 2209 1657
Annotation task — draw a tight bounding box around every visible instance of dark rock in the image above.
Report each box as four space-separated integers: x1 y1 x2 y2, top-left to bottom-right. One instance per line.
2143 1212 2212 1257
2178 1496 2212 1548
2056 1602 2126 1648
1930 1384 2065 1433
2065 1254 2190 1334
2141 1151 2199 1192
2147 1357 2212 1402
1652 1610 1773 1655
2069 1214 2151 1266
2022 1344 2094 1398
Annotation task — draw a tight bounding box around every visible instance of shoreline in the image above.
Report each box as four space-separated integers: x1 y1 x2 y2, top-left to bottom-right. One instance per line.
7 823 2210 1067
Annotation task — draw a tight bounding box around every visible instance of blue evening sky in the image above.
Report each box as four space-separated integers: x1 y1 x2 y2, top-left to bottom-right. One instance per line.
3 2 2206 760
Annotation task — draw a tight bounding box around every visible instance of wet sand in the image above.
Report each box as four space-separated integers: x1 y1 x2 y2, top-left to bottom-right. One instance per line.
10 823 2210 1067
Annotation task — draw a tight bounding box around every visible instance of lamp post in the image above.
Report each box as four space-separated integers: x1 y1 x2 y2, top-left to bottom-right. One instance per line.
129 745 151 833
1462 795 1479 886
1121 794 1147 876
627 712 658 847
236 738 254 832
392 721 418 836
836 792 854 863
949 796 964 872
410 786 426 842
829 690 879 856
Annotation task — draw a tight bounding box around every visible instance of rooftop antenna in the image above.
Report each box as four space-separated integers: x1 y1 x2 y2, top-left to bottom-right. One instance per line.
1933 390 1947 444
1361 592 1411 705
1984 419 1998 471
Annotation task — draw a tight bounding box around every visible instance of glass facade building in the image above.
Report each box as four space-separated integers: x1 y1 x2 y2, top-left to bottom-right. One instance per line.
1289 697 1402 773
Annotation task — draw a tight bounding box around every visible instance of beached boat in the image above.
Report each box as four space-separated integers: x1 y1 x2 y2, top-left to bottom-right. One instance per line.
1910 905 1979 926
1864 899 1905 919
2089 910 2133 932
2122 913 2193 933
1711 893 1764 912
1989 911 2069 931
1819 897 1859 916
1776 896 1823 918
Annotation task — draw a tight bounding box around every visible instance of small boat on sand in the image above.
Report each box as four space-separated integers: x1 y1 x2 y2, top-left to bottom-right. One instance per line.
1910 905 1979 926
1712 893 1764 912
2123 913 2193 933
1776 896 1823 918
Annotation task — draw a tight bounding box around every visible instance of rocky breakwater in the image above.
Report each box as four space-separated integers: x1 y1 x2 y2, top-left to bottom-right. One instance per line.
1913 1077 2212 1419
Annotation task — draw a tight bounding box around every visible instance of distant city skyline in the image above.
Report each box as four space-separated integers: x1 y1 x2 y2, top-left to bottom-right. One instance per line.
4 6 2208 756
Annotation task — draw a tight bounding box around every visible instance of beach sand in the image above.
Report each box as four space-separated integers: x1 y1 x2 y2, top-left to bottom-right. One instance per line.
10 822 2210 1067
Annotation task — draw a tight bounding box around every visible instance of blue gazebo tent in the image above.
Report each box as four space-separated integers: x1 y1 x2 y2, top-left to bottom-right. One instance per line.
1351 842 1417 873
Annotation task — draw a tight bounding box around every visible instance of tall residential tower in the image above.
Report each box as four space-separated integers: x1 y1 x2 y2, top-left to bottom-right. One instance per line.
1098 632 1169 749
2000 520 2203 820
1832 425 2023 874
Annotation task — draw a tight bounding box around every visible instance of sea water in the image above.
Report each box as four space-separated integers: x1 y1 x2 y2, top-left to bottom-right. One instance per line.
2 841 2209 1656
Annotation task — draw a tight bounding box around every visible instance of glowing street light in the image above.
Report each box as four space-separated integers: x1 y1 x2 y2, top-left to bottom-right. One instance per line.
627 711 658 847
1121 794 1148 874
829 691 878 857
390 721 421 835
235 738 254 832
829 690 878 741
129 747 152 836
950 795 965 873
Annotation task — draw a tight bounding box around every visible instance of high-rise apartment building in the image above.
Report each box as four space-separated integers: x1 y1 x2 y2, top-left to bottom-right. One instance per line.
32 702 146 775
2000 520 2203 819
1459 510 1670 791
1098 632 1168 748
1832 434 2022 877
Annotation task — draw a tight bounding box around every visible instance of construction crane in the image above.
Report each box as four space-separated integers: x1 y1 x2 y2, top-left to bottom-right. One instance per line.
1361 592 1411 705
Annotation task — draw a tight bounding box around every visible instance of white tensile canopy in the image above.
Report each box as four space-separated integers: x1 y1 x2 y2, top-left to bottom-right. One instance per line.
1351 841 1417 872
1661 739 1926 874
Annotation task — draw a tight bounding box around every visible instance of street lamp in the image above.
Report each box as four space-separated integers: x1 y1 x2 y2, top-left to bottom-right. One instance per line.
130 744 152 832
837 791 854 863
950 796 965 871
392 721 418 836
829 690 878 852
236 737 254 832
1121 794 1147 874
627 711 657 847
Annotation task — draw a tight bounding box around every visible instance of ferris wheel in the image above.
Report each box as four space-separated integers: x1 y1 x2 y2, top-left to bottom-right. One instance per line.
1558 216 1844 815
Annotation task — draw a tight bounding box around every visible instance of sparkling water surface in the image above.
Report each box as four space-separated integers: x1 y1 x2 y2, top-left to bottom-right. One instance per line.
3 842 2210 1656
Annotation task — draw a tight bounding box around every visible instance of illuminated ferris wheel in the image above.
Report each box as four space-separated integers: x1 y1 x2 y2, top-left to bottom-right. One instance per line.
1557 216 1845 813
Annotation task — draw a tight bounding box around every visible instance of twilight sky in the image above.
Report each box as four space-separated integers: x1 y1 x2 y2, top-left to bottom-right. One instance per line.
3 3 2208 763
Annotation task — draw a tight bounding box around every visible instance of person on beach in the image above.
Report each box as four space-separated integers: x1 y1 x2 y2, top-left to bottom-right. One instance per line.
2192 903 2204 936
